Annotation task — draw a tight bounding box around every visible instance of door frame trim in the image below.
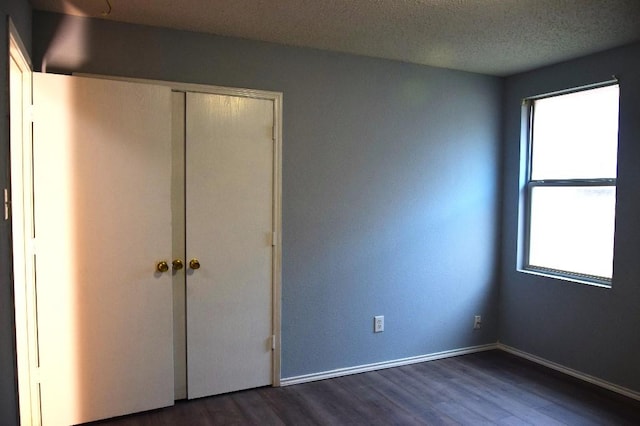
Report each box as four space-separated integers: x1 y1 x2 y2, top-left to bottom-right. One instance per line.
9 18 40 426
76 73 283 386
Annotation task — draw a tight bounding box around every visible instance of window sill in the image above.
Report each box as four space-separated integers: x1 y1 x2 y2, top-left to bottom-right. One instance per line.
517 267 612 289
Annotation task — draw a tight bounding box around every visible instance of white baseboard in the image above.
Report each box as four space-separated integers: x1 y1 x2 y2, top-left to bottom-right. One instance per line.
498 343 640 402
280 343 498 386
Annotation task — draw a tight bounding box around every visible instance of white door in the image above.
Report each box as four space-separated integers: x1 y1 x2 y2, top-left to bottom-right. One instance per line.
185 92 274 398
10 31 39 425
33 73 174 425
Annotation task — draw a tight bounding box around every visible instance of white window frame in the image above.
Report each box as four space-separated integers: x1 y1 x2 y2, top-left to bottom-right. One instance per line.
518 80 619 287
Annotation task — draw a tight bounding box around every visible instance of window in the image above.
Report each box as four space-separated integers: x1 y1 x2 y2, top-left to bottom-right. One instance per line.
520 83 619 286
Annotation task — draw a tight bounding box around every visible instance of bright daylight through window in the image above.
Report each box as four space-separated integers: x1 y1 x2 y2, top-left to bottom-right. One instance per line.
521 83 619 285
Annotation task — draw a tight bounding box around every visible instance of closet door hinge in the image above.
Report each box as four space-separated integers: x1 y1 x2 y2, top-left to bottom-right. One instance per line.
272 231 277 247
3 189 9 220
271 335 276 351
28 104 35 122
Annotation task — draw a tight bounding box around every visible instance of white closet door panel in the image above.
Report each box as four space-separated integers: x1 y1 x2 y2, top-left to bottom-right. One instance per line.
186 93 274 398
33 73 174 425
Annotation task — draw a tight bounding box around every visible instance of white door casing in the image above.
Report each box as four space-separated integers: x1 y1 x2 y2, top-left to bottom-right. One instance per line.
9 21 39 426
32 73 174 425
185 92 275 398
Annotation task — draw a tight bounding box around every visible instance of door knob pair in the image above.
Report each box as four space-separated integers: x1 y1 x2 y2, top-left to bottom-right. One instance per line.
156 259 200 273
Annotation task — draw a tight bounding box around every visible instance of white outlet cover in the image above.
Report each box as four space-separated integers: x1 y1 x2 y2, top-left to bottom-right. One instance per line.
473 315 482 329
374 315 384 332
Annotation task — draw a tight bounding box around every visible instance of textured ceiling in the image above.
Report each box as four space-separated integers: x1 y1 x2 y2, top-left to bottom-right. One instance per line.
30 0 640 76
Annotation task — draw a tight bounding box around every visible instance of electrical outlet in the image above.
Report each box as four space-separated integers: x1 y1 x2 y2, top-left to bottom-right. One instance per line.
374 315 384 333
473 315 482 330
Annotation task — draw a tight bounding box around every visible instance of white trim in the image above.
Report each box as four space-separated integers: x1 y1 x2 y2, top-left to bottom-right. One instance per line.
9 19 40 426
74 73 281 100
280 344 498 386
8 20 32 68
498 343 640 402
271 92 283 387
517 268 612 289
524 78 619 101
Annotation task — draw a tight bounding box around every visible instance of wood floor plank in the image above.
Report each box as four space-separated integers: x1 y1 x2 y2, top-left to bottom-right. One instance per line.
85 350 640 425
446 354 556 409
538 402 606 426
230 388 285 426
435 401 495 425
441 357 564 425
256 386 325 425
459 352 640 425
390 365 453 405
158 400 215 426
495 415 534 426
332 372 431 425
199 394 247 425
407 359 514 422
366 369 459 424
450 375 564 425
296 378 386 425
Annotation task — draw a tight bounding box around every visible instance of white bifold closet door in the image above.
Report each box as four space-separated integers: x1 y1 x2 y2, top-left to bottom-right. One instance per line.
33 73 174 425
31 74 276 424
184 92 274 399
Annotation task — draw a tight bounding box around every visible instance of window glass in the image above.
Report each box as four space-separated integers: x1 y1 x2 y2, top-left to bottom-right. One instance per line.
531 85 619 180
529 186 616 279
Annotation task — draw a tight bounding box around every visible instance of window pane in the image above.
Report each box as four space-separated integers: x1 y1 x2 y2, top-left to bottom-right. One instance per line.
531 85 619 180
528 186 615 279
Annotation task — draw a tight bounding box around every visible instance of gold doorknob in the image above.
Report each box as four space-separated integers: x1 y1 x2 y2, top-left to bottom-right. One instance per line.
189 258 201 270
172 259 184 270
156 261 169 273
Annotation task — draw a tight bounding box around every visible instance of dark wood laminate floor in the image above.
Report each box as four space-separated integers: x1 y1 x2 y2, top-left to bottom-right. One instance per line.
88 350 640 425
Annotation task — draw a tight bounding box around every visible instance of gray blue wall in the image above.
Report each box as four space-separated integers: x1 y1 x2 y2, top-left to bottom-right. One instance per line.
32 11 502 379
500 42 640 392
0 0 31 423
